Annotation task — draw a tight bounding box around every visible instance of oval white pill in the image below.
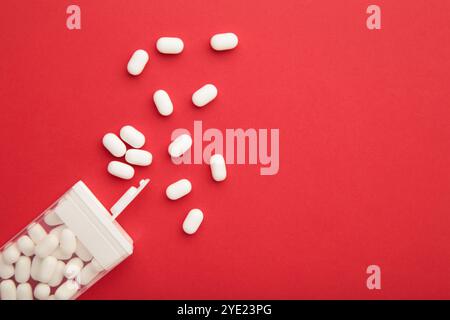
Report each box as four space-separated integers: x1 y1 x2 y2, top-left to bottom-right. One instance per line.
35 234 59 258
107 161 135 180
34 283 50 300
80 261 101 286
183 209 204 235
0 254 14 280
210 154 227 182
0 279 16 300
17 236 35 257
102 133 127 157
38 256 58 283
168 134 192 158
14 256 31 283
153 89 174 116
166 179 192 200
55 280 79 300
210 32 238 51
30 256 42 281
48 261 66 287
125 149 153 166
44 210 63 226
16 283 33 300
156 37 184 54
59 228 77 256
2 243 20 264
127 49 149 76
49 224 66 238
64 258 83 279
27 223 47 244
75 240 93 262
120 125 145 148
192 84 218 107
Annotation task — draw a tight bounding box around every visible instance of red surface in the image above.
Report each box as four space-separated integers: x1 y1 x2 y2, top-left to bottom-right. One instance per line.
1 0 450 299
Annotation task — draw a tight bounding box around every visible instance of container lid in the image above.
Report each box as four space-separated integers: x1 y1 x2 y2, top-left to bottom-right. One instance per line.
55 180 148 270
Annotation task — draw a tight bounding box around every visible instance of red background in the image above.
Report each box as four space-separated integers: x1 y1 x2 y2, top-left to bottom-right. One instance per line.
1 0 450 299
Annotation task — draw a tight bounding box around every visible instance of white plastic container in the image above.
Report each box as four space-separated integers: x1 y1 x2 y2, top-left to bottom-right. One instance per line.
0 179 149 300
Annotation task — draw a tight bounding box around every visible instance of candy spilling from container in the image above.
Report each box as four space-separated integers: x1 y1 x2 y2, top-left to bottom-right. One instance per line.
0 179 149 300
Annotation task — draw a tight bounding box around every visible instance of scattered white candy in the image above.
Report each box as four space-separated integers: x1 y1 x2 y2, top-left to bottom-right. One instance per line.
166 179 192 200
30 256 42 281
0 254 14 280
48 261 66 287
168 134 192 158
34 283 50 300
16 283 33 300
153 89 174 116
48 295 55 300
38 256 58 283
125 149 153 166
55 280 79 300
64 258 83 279
35 234 59 258
0 279 16 300
108 161 135 180
192 84 218 107
59 228 77 256
210 32 238 51
127 49 149 76
17 235 35 256
44 210 63 226
2 243 20 264
210 154 227 182
103 133 127 157
120 125 145 148
27 223 47 244
75 240 93 262
156 37 184 54
183 209 204 235
14 256 31 283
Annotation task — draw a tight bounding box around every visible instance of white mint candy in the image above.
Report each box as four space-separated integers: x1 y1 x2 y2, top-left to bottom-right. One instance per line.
192 84 218 107
156 37 184 54
80 260 103 285
59 228 77 256
120 125 145 148
103 133 127 157
64 258 83 279
75 240 93 262
34 283 50 300
210 154 227 182
55 280 79 300
168 134 192 158
2 243 20 264
49 225 66 238
44 210 63 226
153 89 173 116
166 179 192 200
17 235 35 257
27 223 47 244
108 161 135 180
38 256 58 283
48 261 66 287
127 49 149 76
16 283 33 300
30 256 42 281
183 209 204 235
35 234 59 258
14 256 31 283
125 149 152 166
0 279 16 300
210 32 238 51
0 254 14 279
